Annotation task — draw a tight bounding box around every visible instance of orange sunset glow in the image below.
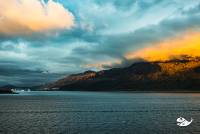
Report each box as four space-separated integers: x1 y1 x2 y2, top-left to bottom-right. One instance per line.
126 32 200 61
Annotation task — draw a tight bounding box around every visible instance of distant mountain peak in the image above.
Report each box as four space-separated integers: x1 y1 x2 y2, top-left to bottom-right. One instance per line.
84 70 96 74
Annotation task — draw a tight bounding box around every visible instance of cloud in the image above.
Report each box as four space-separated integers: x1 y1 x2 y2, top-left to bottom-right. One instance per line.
126 32 200 61
0 0 74 36
66 0 200 69
0 63 63 86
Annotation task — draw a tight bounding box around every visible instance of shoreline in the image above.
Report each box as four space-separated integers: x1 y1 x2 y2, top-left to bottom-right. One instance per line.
33 90 200 93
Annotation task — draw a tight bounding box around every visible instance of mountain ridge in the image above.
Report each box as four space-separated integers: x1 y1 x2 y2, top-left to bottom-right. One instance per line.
45 57 200 91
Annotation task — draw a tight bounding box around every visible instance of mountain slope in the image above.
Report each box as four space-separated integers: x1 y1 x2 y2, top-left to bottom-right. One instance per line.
46 58 200 91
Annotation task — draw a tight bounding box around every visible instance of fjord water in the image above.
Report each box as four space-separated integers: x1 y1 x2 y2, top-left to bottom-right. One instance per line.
0 91 200 134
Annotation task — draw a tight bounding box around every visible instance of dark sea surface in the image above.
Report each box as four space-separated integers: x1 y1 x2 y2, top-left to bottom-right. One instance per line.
0 91 200 134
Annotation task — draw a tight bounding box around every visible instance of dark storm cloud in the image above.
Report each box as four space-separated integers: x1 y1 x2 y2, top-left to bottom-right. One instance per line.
0 63 65 86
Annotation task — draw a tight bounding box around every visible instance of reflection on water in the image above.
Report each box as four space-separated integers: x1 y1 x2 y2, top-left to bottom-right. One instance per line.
0 91 200 134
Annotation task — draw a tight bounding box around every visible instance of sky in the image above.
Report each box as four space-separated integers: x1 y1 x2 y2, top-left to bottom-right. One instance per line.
0 0 200 86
